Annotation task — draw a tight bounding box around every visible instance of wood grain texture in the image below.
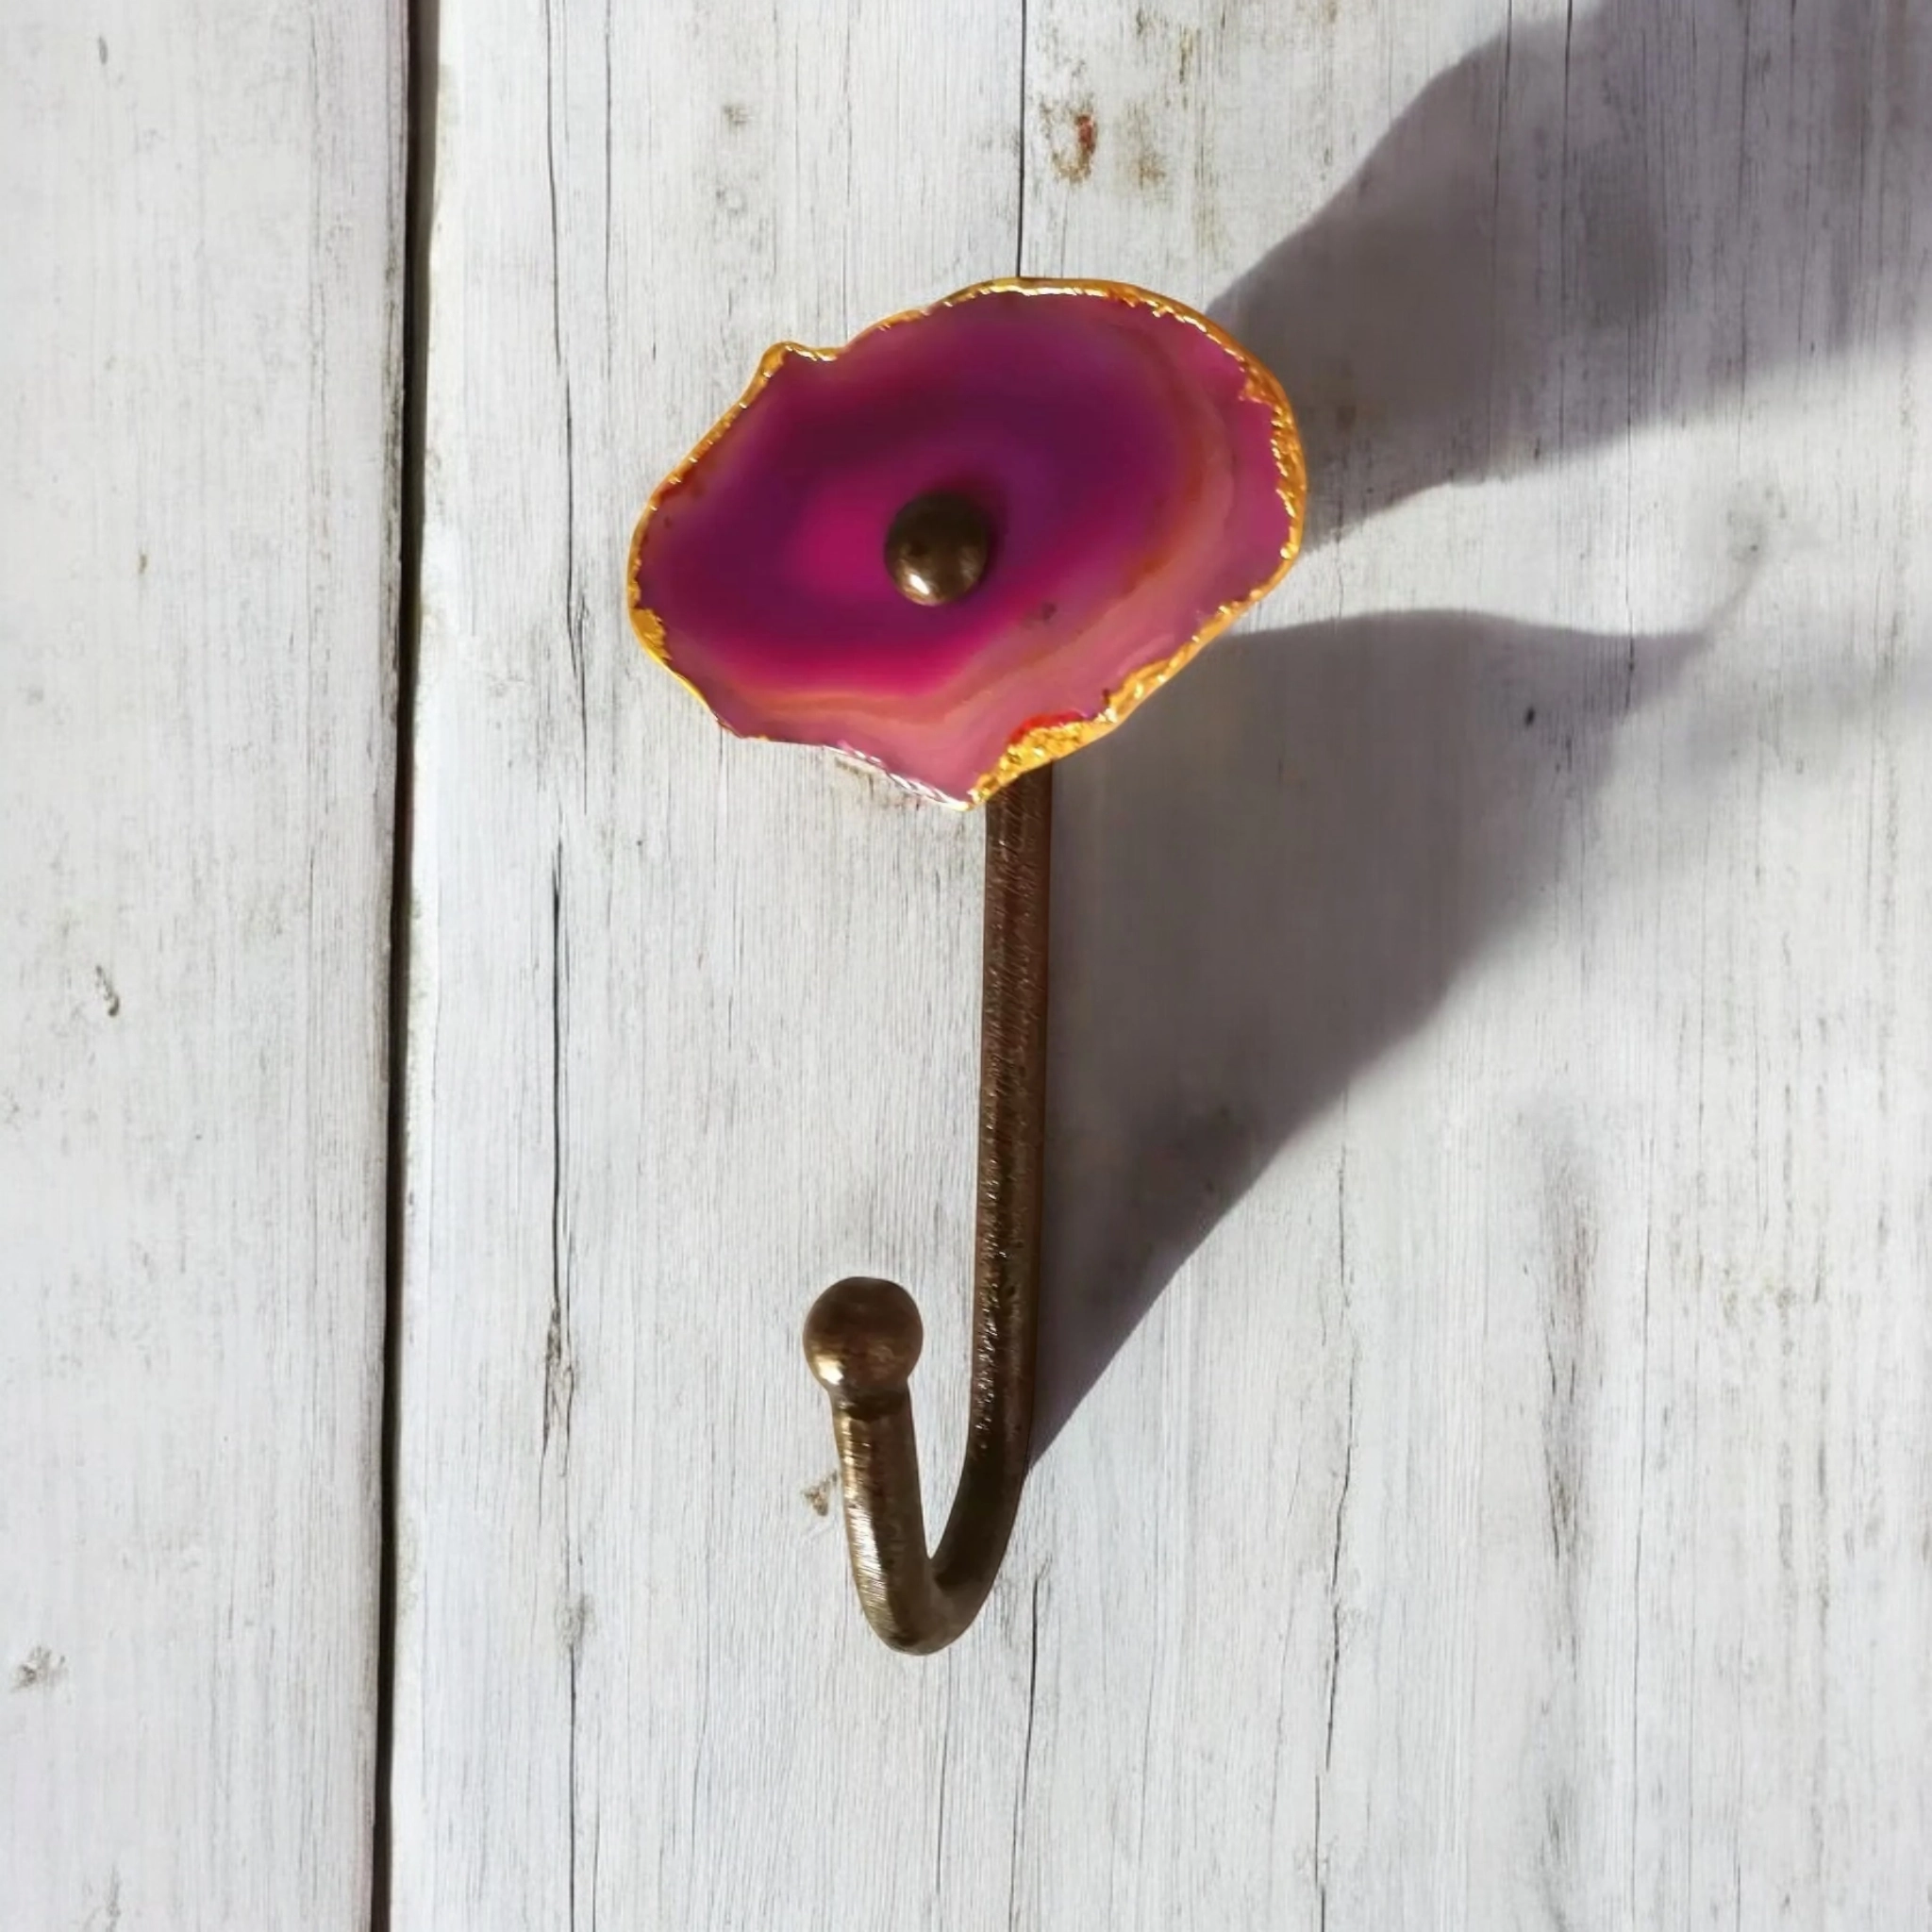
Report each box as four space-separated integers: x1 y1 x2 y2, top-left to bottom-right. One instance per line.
393 4 1019 1922
0 3 403 1926
398 0 1932 1926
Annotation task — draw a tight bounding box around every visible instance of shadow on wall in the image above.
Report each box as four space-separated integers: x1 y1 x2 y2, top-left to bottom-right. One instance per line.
1219 0 1928 550
1038 615 1699 1451
1033 0 1929 1456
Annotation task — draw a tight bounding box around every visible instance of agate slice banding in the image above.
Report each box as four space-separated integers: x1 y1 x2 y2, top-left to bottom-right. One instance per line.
628 279 1306 806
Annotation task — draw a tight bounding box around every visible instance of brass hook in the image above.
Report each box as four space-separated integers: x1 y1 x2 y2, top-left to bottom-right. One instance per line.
803 766 1052 1653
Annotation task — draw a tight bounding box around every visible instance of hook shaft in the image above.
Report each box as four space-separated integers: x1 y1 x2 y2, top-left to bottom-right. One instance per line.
803 766 1052 1652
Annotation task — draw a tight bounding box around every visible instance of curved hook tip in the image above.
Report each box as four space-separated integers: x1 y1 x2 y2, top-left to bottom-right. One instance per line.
803 1276 924 1400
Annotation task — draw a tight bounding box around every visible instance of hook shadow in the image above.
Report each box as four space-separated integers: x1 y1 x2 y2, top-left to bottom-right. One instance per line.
1215 0 1929 548
1029 0 1927 1454
1035 612 1701 1456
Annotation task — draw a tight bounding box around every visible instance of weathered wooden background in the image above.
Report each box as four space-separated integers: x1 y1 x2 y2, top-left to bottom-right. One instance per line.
1 0 403 1925
6 0 1930 1924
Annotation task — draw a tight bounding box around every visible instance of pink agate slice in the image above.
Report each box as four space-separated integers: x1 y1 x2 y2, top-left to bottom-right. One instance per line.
627 280 1305 805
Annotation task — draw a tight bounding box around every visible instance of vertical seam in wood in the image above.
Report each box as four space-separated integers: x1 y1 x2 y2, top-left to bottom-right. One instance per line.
1008 1568 1043 1931
371 0 440 1924
541 0 590 779
1015 0 1029 277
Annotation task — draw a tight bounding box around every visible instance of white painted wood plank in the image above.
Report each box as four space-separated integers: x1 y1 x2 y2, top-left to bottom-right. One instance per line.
1027 1 1932 1925
401 0 1932 1926
393 3 1021 1926
0 4 403 1926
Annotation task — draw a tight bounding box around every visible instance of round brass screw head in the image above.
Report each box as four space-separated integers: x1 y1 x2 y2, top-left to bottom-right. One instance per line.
885 491 991 606
804 1276 924 1398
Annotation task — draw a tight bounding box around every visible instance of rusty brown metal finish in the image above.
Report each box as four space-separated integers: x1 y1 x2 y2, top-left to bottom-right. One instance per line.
802 765 1052 1653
